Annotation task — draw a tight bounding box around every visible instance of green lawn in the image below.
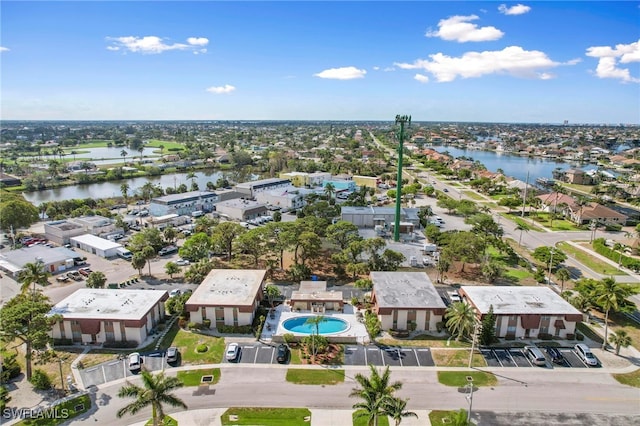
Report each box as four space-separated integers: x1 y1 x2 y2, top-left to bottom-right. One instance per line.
501 213 545 232
221 408 311 425
437 371 498 387
461 190 486 201
145 416 177 426
557 242 624 276
147 140 185 151
176 368 221 386
429 410 474 426
576 322 604 344
19 394 91 426
170 330 225 364
285 368 345 385
613 369 640 388
353 411 390 426
531 213 582 231
503 267 534 283
431 349 487 367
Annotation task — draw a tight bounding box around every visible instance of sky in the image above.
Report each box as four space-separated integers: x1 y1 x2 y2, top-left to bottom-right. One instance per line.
1 1 639 124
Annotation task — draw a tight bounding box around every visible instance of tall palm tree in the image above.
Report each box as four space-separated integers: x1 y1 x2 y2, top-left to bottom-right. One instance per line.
445 301 477 341
138 145 145 163
596 278 638 350
117 371 187 426
324 182 336 200
121 183 130 207
515 222 530 246
304 315 326 361
121 149 128 164
382 396 418 426
350 365 403 426
556 268 571 292
609 330 632 356
18 261 50 295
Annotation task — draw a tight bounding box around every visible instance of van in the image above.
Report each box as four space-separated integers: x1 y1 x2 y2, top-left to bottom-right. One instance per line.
575 343 598 366
524 346 547 366
116 247 133 261
191 210 204 218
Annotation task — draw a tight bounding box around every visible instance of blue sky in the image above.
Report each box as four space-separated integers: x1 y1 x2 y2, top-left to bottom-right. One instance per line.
1 1 639 123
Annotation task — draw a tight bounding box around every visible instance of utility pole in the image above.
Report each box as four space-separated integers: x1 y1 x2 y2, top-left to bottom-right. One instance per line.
393 115 411 242
466 376 475 425
521 170 529 218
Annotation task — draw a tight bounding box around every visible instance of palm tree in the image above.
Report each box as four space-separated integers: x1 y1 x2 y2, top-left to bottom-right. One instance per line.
350 365 403 426
609 330 632 356
445 301 477 341
120 149 128 164
382 396 418 426
18 261 50 295
117 371 187 426
448 409 470 426
556 268 571 292
186 170 196 188
515 222 530 246
304 315 326 361
121 183 130 207
596 277 638 350
324 182 336 200
138 145 145 163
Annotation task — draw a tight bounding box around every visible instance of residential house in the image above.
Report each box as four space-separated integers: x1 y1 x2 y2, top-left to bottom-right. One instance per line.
290 281 344 313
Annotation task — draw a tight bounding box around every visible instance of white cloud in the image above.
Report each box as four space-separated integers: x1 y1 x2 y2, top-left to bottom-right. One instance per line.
0 46 9 52
586 39 640 83
538 72 555 80
206 84 236 94
372 66 380 71
414 74 429 83
498 4 532 15
106 36 208 54
313 66 366 80
426 15 504 42
395 46 560 82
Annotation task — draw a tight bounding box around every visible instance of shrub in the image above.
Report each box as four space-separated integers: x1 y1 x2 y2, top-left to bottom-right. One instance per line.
576 333 585 341
1 354 21 382
53 338 73 346
196 343 208 353
102 340 139 349
29 369 52 391
218 324 253 334
364 311 381 338
202 319 211 329
538 333 553 340
283 333 296 345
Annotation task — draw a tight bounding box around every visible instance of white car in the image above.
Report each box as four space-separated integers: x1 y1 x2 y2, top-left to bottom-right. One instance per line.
176 258 190 266
128 352 141 371
226 343 240 361
169 289 181 297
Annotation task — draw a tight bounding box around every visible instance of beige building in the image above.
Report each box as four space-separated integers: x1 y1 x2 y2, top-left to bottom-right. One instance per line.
44 216 119 245
370 272 446 332
459 286 583 339
49 289 168 345
290 281 344 313
185 269 267 327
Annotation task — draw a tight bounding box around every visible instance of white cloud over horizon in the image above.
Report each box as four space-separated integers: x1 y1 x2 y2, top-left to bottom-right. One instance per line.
206 84 236 94
0 46 9 52
395 46 561 82
313 66 366 80
498 4 532 16
106 36 209 54
426 15 504 42
586 39 640 83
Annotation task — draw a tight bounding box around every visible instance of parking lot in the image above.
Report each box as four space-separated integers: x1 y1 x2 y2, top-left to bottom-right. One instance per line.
480 346 598 369
79 350 170 387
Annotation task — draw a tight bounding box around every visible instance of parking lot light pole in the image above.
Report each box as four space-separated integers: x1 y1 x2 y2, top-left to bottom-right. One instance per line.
547 248 556 286
466 376 474 424
468 320 480 368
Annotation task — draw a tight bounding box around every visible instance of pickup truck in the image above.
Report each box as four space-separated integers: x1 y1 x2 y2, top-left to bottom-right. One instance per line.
158 245 178 256
67 271 83 281
78 267 92 276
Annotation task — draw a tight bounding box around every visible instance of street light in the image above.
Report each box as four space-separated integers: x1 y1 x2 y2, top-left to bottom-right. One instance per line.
466 376 475 425
547 248 556 286
468 319 481 368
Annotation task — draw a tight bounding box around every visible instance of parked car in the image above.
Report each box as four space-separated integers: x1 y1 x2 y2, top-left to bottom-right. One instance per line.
56 275 70 283
575 343 598 366
169 289 181 297
175 258 190 266
128 352 141 371
78 267 92 276
545 346 565 364
67 271 83 281
158 245 178 256
276 344 289 364
181 289 193 295
225 343 240 361
448 291 462 303
166 347 179 363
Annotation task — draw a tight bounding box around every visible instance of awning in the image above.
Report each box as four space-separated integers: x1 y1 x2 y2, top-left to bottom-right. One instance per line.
554 319 566 329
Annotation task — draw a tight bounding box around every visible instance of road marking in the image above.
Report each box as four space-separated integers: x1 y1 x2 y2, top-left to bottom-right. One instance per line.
107 361 120 366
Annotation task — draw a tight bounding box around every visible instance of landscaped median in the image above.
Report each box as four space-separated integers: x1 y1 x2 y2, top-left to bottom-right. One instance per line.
285 368 345 385
437 371 498 387
176 368 221 386
431 348 487 367
16 393 91 426
221 407 311 425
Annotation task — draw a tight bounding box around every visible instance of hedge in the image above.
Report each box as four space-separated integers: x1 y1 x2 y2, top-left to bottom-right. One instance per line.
592 238 640 271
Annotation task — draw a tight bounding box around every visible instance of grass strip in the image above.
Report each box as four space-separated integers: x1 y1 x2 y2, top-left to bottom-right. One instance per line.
285 368 345 385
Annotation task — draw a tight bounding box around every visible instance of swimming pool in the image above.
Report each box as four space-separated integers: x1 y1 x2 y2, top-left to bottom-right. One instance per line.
282 316 350 335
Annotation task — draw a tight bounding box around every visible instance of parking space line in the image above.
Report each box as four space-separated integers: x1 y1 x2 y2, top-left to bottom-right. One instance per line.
107 361 119 366
413 349 420 367
253 348 259 364
506 350 517 366
364 348 368 365
493 350 504 367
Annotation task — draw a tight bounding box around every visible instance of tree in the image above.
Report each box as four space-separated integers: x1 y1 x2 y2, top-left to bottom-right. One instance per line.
165 262 181 279
0 292 56 380
142 246 156 276
179 232 213 262
609 330 632 356
0 196 40 233
129 228 164 253
326 221 362 250
297 231 322 266
117 370 187 426
18 261 50 294
211 221 246 260
304 315 326 362
324 182 336 200
184 259 214 284
445 301 477 341
86 271 107 288
382 396 418 426
556 268 571 292
264 284 281 308
595 278 638 350
120 149 128 164
479 305 496 346
481 260 503 283
532 246 567 270
237 228 268 266
350 365 403 426
163 226 177 244
515 222 530 246
131 252 146 276
448 409 470 426
120 183 130 206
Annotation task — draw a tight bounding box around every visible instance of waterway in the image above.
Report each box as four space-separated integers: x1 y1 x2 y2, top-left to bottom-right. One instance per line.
433 146 596 183
22 170 230 205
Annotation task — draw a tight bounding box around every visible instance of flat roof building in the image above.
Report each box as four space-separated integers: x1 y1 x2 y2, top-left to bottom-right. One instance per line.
44 215 119 245
186 269 267 328
0 245 79 277
149 190 219 217
235 178 291 197
215 199 268 221
370 271 446 332
459 286 583 339
69 234 122 258
49 289 168 345
290 281 344 313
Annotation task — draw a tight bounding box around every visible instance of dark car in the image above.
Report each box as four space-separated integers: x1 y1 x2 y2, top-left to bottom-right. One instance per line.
276 344 289 364
546 346 565 364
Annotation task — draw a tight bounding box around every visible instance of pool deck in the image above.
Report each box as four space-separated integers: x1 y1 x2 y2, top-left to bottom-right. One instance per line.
261 303 370 344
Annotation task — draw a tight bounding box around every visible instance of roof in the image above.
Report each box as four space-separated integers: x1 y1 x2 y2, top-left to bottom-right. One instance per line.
216 199 267 211
580 203 628 220
49 289 168 320
235 177 290 190
291 281 343 302
371 272 445 309
0 246 78 268
45 220 84 231
460 286 582 315
186 269 267 307
151 190 217 205
70 234 122 250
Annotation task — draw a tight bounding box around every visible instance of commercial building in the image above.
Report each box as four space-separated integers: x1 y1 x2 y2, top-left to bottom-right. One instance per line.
49 289 168 345
235 178 292 198
352 175 378 189
69 234 122 258
0 245 80 277
370 271 446 332
149 190 219 217
459 286 583 339
280 171 331 188
44 216 119 245
215 199 268 221
323 178 356 192
185 269 267 328
340 206 421 228
254 187 306 212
